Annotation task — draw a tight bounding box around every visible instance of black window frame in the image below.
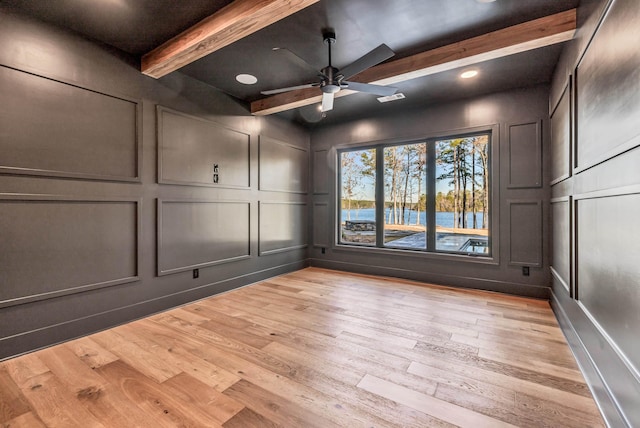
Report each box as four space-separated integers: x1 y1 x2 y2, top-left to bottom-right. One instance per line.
337 130 493 258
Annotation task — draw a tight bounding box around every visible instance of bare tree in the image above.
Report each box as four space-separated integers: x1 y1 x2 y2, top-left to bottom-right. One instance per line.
384 146 402 224
341 151 363 221
414 144 426 225
474 136 489 229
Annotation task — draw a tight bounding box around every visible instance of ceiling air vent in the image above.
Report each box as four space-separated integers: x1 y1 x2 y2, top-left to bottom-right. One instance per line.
377 93 405 103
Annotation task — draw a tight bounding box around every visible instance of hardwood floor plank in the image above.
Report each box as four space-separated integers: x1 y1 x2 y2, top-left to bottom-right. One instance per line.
261 341 364 386
340 324 418 349
514 390 605 427
37 346 108 394
0 367 31 424
405 360 518 407
434 381 547 427
0 267 604 427
222 379 333 428
120 320 241 392
1 411 47 428
410 341 590 397
3 354 49 388
91 328 182 383
189 341 385 427
199 320 274 349
451 331 575 361
263 339 438 397
261 342 447 428
13 371 106 428
151 315 299 381
65 337 119 370
408 360 598 413
357 373 517 428
478 347 585 381
96 360 223 428
287 327 413 371
222 407 279 428
303 304 450 344
162 372 244 424
185 302 254 329
165 307 212 325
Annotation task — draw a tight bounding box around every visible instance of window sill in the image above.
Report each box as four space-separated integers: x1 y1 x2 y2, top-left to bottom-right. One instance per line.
332 243 499 266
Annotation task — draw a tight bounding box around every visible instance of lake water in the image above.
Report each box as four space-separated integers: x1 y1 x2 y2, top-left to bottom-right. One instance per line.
342 208 485 228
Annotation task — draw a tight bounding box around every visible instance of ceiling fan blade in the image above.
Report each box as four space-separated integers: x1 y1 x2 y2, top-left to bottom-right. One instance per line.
343 81 398 96
261 83 317 95
339 44 395 80
272 47 319 75
321 92 334 112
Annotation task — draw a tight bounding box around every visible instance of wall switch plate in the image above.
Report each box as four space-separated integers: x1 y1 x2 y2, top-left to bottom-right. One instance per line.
193 268 199 279
522 266 530 276
321 247 326 254
213 164 219 173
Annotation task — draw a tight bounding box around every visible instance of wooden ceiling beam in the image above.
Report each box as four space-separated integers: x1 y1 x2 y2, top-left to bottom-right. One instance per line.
141 0 320 79
251 8 576 116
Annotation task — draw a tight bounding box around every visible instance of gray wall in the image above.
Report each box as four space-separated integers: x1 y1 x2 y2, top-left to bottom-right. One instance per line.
0 7 310 360
549 0 640 426
309 85 551 298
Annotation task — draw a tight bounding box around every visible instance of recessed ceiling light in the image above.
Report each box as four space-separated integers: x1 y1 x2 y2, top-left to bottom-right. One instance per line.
460 70 479 79
476 0 496 3
236 74 257 85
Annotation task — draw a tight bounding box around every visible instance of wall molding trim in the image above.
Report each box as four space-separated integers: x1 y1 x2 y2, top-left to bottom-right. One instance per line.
258 135 309 194
0 65 142 182
308 258 550 299
0 260 308 361
156 106 251 189
157 198 252 276
258 201 308 256
0 194 141 309
551 288 636 428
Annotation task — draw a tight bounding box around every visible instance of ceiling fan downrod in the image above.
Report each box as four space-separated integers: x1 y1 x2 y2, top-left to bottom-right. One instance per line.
321 30 340 94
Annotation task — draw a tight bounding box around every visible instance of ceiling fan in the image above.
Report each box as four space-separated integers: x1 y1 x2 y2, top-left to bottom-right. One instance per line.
261 31 398 112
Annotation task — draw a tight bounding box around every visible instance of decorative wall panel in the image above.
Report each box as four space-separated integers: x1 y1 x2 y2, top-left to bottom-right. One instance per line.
313 150 328 194
508 200 542 266
313 202 329 247
0 195 139 308
158 107 250 188
575 0 640 170
0 66 140 181
550 84 571 184
508 121 542 188
157 199 251 275
551 197 571 293
259 202 308 255
259 136 308 193
576 192 640 373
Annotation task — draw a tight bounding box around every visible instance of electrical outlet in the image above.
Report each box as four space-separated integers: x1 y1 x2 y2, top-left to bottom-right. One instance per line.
522 266 530 276
193 268 199 279
321 247 326 254
213 173 219 183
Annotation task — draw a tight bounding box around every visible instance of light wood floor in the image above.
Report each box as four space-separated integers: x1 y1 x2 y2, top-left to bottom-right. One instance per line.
0 268 605 427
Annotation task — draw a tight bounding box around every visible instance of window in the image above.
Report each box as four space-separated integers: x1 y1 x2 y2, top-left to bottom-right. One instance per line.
338 132 491 256
384 143 427 249
340 148 376 246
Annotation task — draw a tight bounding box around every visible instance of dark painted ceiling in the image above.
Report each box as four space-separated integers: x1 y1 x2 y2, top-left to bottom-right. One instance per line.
5 0 578 127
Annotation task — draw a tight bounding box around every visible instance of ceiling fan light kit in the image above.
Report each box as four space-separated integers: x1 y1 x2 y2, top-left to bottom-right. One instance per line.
261 30 398 112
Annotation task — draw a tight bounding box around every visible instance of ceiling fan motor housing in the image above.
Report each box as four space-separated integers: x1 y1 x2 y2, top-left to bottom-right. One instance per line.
321 65 342 93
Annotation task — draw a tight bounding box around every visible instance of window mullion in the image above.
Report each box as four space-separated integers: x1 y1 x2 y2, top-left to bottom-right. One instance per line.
375 146 385 247
427 141 437 251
